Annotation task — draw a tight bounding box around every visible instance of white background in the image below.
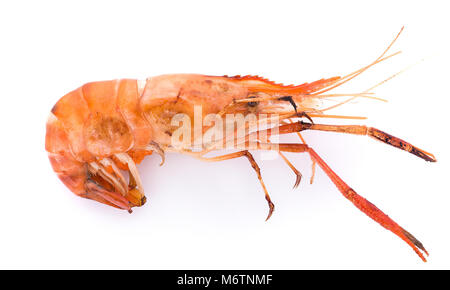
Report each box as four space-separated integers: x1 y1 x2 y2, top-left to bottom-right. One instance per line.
1 0 449 269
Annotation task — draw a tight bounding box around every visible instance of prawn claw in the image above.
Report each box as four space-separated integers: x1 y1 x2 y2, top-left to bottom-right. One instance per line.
297 112 314 124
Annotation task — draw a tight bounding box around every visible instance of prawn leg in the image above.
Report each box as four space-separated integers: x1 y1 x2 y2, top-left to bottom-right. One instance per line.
247 141 428 261
277 120 305 188
278 152 302 189
273 121 437 162
199 150 274 221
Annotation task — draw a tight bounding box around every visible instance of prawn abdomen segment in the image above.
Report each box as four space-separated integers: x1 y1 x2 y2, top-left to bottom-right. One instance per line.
83 113 133 157
48 152 87 195
50 86 93 161
82 80 135 157
117 79 153 148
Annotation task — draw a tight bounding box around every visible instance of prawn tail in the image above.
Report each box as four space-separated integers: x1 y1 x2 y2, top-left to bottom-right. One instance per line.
308 148 428 262
48 152 134 212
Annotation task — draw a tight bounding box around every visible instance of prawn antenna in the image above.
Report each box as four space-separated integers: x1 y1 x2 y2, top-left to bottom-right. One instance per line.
312 27 404 96
321 54 427 112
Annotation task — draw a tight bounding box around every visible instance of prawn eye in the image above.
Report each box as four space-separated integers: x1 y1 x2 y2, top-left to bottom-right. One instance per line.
247 96 258 107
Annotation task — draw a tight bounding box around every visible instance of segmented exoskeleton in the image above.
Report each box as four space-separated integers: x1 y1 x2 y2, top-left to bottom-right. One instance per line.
46 28 435 261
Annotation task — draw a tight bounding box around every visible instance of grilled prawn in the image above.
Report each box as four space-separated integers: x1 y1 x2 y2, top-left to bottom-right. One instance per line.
45 29 436 261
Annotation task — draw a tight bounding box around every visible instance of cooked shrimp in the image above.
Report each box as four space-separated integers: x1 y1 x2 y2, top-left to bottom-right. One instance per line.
45 28 436 262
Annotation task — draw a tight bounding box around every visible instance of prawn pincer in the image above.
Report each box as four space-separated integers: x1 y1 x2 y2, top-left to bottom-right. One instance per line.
45 28 436 262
